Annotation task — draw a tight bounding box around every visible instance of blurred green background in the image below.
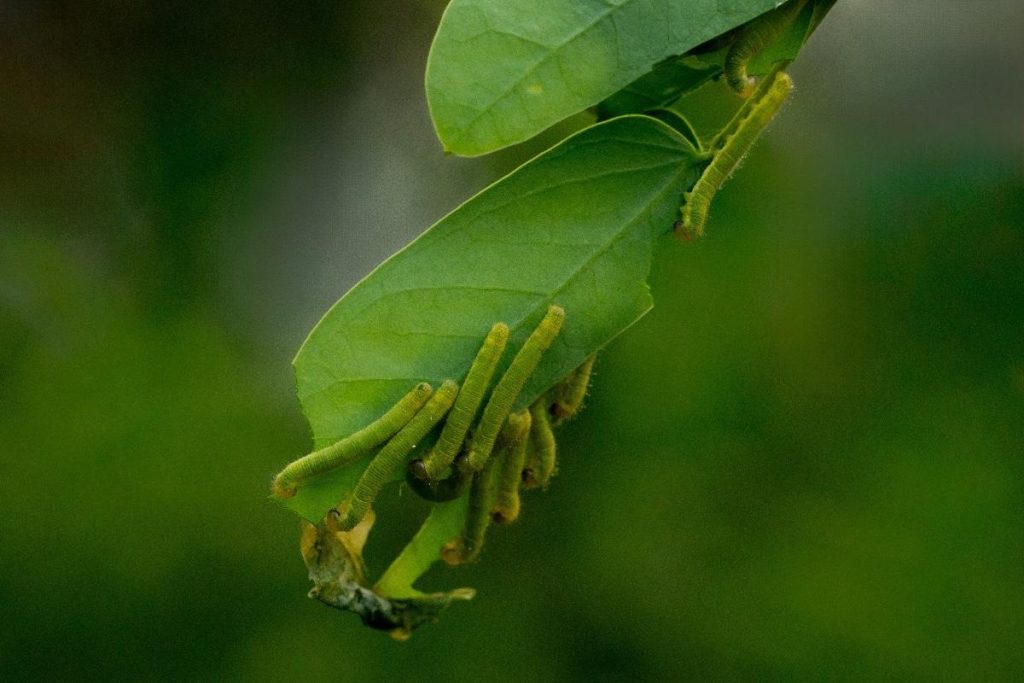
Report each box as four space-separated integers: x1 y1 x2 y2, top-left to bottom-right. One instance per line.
2 1 1022 680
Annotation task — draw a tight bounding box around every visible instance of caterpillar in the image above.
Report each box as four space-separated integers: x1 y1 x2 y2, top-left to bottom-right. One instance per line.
336 381 459 530
490 410 532 524
466 305 565 471
724 0 808 98
551 354 596 424
679 71 793 240
406 452 473 502
272 382 433 499
524 397 557 489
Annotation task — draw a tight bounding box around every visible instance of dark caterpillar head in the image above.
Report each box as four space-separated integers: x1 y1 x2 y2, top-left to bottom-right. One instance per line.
405 454 472 502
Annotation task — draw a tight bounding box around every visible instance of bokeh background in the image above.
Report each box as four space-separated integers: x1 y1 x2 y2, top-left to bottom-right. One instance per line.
2 1 1022 680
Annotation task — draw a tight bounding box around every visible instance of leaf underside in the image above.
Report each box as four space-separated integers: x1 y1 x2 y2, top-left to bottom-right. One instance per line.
288 115 702 524
426 0 784 156
597 0 835 124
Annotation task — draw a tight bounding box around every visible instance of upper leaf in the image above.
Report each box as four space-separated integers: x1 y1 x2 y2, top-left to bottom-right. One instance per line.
426 0 783 156
288 115 702 522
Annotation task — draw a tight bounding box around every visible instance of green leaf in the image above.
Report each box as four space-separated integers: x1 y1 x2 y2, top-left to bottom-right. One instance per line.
426 0 782 156
287 115 703 523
